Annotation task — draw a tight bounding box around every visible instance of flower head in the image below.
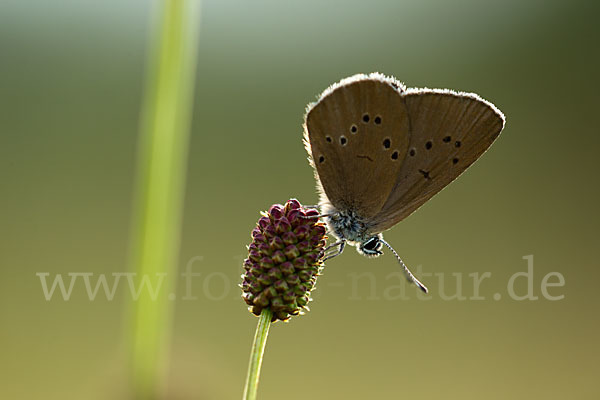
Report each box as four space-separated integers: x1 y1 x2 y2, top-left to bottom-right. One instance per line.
241 199 326 322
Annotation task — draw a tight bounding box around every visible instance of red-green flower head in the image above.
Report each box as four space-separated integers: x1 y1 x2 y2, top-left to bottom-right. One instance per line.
241 199 326 322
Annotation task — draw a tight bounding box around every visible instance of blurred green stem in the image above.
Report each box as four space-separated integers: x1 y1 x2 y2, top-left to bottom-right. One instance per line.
129 0 199 399
243 309 273 400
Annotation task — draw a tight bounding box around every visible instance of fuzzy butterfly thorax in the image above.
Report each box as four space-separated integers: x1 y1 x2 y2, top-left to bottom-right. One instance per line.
321 203 375 243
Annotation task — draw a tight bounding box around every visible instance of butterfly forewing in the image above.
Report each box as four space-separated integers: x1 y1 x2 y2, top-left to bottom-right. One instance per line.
370 90 505 232
305 77 411 219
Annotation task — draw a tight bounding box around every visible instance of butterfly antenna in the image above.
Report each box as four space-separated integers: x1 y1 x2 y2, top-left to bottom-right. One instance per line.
379 239 428 293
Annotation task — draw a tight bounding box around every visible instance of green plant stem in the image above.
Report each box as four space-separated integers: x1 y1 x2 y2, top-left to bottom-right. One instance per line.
128 0 200 399
243 309 273 400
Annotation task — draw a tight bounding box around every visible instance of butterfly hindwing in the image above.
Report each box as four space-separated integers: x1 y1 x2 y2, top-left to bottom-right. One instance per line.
370 89 505 232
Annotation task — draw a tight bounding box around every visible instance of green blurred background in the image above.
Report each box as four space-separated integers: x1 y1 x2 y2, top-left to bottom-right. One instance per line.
1 0 599 399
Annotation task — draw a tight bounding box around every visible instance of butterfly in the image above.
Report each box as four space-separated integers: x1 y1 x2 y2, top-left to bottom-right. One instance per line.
303 73 505 292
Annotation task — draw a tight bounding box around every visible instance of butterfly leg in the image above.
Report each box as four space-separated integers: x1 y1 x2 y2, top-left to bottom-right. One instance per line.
323 240 346 262
300 213 333 220
324 240 345 251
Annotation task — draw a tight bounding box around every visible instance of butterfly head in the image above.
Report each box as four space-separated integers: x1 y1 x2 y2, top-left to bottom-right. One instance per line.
357 234 384 258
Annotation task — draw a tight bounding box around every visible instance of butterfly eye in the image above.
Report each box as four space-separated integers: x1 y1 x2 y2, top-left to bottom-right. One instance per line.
318 155 325 163
350 125 357 133
374 116 382 125
326 136 332 143
455 140 461 148
409 148 416 156
425 141 433 150
391 150 399 160
382 138 391 149
362 113 370 123
452 158 459 164
340 136 347 146
443 136 451 143
363 238 379 251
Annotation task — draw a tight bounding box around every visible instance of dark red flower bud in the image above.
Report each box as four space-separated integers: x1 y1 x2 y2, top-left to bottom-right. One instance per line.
293 225 311 241
263 224 277 239
269 236 284 250
267 267 283 281
273 279 289 293
282 231 297 245
284 199 301 212
258 242 271 255
268 204 284 220
259 257 274 269
293 257 308 269
283 244 300 260
286 274 300 286
275 217 292 234
248 250 261 262
286 209 305 226
279 261 295 276
258 216 271 229
297 241 311 253
271 250 286 264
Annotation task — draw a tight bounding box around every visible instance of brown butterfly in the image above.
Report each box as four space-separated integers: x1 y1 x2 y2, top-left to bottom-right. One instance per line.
303 73 505 292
